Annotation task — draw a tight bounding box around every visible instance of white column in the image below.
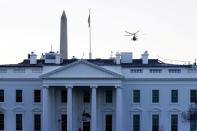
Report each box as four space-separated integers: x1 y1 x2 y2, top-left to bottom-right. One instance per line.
51 87 56 131
67 86 73 131
43 86 50 131
115 86 123 131
91 86 97 131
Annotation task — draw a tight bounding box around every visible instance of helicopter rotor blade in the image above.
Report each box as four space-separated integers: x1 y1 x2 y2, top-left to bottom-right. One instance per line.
135 30 139 34
125 31 134 35
124 35 132 36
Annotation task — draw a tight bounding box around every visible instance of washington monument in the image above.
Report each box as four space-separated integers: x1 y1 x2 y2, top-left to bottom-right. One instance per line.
60 11 68 59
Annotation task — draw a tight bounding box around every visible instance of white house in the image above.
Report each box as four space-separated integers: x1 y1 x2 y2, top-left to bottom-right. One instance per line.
0 11 196 131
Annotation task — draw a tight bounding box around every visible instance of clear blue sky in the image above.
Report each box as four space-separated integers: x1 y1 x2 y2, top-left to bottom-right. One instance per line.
0 0 197 64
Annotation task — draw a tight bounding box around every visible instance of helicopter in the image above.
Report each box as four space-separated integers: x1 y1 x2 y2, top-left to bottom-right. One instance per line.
124 30 139 41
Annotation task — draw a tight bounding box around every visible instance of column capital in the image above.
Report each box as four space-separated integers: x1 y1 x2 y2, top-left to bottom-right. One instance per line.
115 85 122 89
65 85 73 89
43 85 49 89
90 85 98 89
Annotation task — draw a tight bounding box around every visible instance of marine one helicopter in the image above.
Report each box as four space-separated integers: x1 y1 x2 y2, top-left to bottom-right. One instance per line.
124 30 139 41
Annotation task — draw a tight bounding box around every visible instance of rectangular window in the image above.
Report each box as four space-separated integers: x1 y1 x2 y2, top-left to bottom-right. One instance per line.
190 119 197 131
133 114 140 131
130 69 143 73
106 114 112 131
0 114 4 130
152 90 159 103
106 90 113 103
16 90 22 102
34 114 41 131
16 114 22 130
14 68 25 73
83 90 90 103
32 68 42 73
0 90 4 102
149 69 162 73
152 114 159 131
171 114 178 131
169 69 181 73
171 90 178 103
61 90 67 103
61 114 67 131
83 122 90 131
34 90 41 103
190 90 197 103
133 90 140 103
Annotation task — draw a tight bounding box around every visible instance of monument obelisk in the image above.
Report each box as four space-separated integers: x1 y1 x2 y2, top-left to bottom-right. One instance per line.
60 11 68 59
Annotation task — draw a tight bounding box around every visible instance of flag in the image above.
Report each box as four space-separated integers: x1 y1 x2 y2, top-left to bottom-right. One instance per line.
88 10 90 27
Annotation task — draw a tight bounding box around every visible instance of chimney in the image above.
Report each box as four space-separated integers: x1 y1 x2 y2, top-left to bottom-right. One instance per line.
55 52 61 64
141 51 149 64
29 52 37 64
44 51 61 64
115 52 121 64
60 10 68 59
121 52 133 63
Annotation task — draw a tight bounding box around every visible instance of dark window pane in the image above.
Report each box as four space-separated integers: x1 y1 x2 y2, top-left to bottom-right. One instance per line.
133 90 140 103
106 90 112 103
190 90 197 103
34 90 41 103
0 114 4 130
152 90 159 103
190 119 197 131
16 90 22 102
34 114 41 131
83 90 90 103
83 121 90 131
46 54 56 59
0 90 4 102
106 115 112 131
61 90 67 103
61 114 67 131
152 114 159 131
16 114 22 130
171 114 178 131
133 115 140 131
171 90 178 103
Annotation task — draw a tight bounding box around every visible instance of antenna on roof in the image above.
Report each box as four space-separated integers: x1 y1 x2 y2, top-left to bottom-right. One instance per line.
50 45 53 52
110 51 113 59
194 59 196 65
82 52 85 59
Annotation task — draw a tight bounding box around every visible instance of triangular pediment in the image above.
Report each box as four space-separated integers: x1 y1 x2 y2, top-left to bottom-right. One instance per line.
41 60 123 79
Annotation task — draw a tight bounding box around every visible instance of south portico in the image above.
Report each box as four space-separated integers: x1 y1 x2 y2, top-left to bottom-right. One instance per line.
40 60 123 131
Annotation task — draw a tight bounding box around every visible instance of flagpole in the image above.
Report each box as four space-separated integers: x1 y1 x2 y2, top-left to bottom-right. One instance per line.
88 9 92 59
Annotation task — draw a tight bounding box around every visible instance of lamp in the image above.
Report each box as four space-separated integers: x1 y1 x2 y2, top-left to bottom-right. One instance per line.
82 110 91 122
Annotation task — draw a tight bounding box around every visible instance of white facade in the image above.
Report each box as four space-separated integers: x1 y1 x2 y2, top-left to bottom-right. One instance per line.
0 56 196 131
